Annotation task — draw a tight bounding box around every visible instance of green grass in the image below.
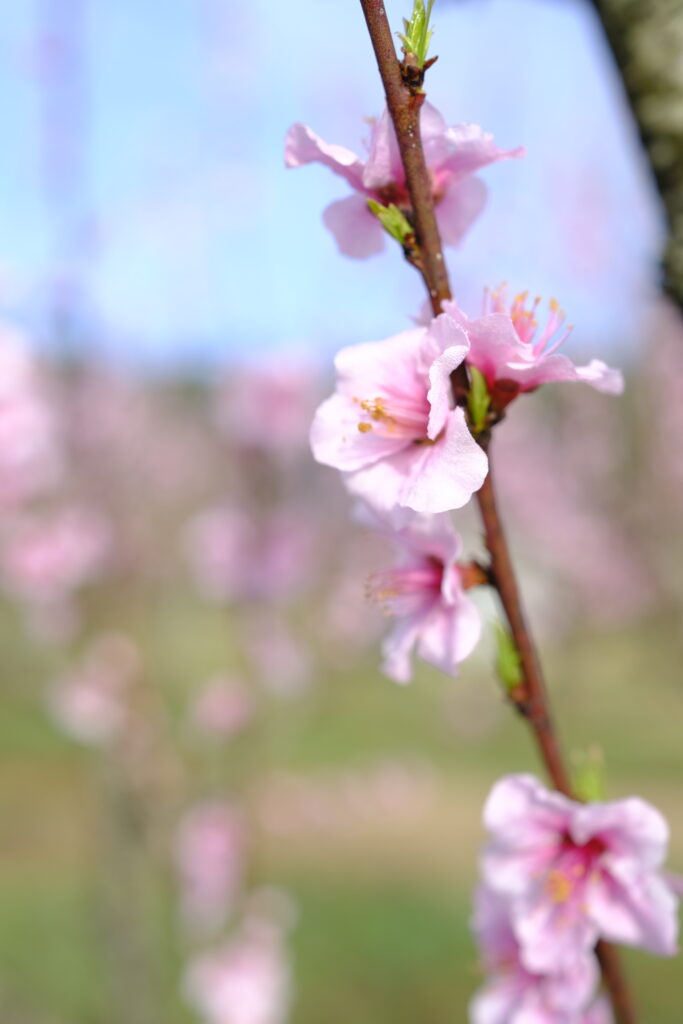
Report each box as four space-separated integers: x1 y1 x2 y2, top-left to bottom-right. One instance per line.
1 591 682 1023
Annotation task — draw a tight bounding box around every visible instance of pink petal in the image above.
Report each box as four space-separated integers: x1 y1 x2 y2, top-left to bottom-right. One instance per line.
484 774 573 846
334 328 427 397
381 610 432 684
362 108 404 190
574 360 624 395
419 102 450 166
322 194 385 258
416 594 481 674
582 997 615 1024
435 176 488 246
507 353 621 393
426 316 470 438
463 313 525 384
345 448 425 525
514 884 598 973
441 123 524 180
572 797 670 868
469 976 523 1024
587 859 679 956
284 122 365 189
396 408 488 513
310 393 406 472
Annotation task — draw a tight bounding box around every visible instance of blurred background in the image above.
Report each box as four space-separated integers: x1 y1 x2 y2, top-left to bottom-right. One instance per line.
0 0 682 1022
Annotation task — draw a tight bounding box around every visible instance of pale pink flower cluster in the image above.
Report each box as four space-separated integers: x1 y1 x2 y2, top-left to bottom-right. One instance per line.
286 103 522 258
0 505 110 615
0 327 61 507
48 632 140 746
470 775 680 1022
185 505 314 604
184 895 294 1024
175 801 245 937
189 675 255 740
296 100 624 685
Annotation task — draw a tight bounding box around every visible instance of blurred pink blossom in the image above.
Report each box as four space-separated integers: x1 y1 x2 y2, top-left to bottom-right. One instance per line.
495 401 657 627
184 925 291 1024
310 314 487 517
185 506 315 604
0 326 61 506
285 104 522 258
469 884 601 1024
0 505 110 609
482 774 679 973
244 613 312 697
443 287 622 412
214 361 320 455
48 632 140 745
189 676 255 740
364 511 481 682
175 800 245 937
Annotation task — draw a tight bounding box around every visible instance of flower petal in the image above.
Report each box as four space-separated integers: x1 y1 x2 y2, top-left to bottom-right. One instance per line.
284 123 365 189
572 797 670 868
310 393 407 472
436 176 488 246
397 408 488 513
322 195 385 258
416 593 481 674
363 108 404 190
425 315 470 438
587 859 679 956
441 123 524 180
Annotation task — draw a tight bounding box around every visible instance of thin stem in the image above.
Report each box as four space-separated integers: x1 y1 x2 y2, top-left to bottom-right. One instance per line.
475 458 573 795
357 1 637 1021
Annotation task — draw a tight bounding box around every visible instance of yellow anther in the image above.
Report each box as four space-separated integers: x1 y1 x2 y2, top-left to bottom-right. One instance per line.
546 869 573 904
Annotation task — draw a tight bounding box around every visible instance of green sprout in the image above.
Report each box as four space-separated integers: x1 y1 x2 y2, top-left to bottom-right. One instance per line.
467 366 491 433
367 199 414 247
398 0 436 68
572 746 606 803
494 623 523 693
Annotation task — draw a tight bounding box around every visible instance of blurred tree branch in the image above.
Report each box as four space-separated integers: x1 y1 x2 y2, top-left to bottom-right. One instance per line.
587 0 683 311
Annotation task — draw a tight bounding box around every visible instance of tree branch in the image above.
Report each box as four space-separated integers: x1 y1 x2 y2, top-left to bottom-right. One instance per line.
357 1 637 1020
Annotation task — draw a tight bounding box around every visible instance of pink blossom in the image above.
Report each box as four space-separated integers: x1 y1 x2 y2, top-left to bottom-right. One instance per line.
184 927 291 1024
214 360 320 455
175 801 244 937
0 327 61 505
443 287 623 412
48 632 140 745
581 999 614 1024
0 505 110 607
285 104 522 258
185 506 315 604
482 775 679 974
243 613 312 697
470 885 601 1024
364 511 481 682
310 313 488 517
189 676 254 740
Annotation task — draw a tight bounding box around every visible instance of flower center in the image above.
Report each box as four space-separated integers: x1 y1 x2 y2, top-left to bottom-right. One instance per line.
484 284 572 356
354 392 430 441
366 559 443 617
543 835 606 905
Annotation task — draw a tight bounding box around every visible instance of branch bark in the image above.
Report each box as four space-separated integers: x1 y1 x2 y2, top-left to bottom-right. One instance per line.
357 1 637 1020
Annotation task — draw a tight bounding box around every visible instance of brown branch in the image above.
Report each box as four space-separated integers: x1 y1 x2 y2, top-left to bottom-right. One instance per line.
357 1 636 1021
475 456 573 795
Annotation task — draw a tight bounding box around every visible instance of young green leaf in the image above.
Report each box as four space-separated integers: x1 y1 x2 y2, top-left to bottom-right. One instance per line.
367 199 414 247
494 623 523 692
468 365 491 433
398 0 436 68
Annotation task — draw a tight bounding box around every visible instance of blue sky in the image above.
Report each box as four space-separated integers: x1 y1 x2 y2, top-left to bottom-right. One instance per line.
0 0 664 367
